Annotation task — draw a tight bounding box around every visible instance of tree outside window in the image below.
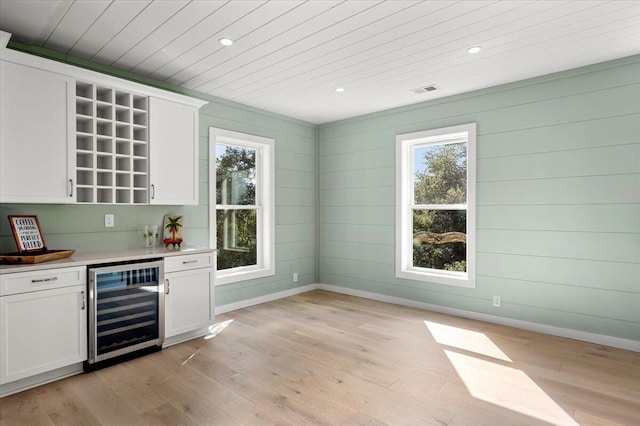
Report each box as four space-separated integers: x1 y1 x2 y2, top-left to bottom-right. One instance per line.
413 143 467 272
216 144 258 270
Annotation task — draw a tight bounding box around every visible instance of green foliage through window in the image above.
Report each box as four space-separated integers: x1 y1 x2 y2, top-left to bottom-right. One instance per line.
413 210 466 272
216 144 258 271
216 145 256 205
216 209 257 270
412 142 467 272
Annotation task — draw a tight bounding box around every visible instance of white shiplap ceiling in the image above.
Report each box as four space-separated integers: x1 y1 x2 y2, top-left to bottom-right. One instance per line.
1 0 639 124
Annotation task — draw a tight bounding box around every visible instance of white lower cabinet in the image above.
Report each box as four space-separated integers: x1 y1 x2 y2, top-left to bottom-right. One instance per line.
164 253 214 341
0 266 87 385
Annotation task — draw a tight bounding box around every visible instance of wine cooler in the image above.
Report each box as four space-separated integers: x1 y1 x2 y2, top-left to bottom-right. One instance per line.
87 259 164 365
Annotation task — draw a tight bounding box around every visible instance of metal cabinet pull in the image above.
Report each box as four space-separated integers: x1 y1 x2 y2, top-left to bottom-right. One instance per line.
69 179 74 197
31 276 58 283
81 290 85 310
166 278 170 295
151 184 155 200
182 260 198 264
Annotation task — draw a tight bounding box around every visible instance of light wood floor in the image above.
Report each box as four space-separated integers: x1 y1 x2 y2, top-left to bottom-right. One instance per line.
1 290 638 425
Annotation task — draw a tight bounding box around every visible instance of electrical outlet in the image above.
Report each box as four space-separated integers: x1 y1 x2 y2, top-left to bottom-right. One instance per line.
492 295 501 307
105 214 115 228
292 273 298 282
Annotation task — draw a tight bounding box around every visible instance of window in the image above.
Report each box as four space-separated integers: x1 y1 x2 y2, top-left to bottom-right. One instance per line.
209 128 275 285
396 123 476 288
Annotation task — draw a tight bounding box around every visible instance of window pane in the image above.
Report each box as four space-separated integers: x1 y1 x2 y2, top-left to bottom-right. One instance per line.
216 144 256 205
414 142 466 205
412 209 466 272
216 209 257 270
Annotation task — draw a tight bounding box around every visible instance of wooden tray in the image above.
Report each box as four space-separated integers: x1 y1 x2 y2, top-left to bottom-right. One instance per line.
0 249 75 265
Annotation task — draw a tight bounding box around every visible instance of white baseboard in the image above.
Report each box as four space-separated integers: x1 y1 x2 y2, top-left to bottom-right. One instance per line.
318 284 640 353
213 282 638 352
215 283 319 315
0 363 83 398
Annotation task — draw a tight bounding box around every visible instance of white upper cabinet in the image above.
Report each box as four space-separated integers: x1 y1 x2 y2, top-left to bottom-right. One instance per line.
149 98 199 205
0 61 75 203
0 35 206 205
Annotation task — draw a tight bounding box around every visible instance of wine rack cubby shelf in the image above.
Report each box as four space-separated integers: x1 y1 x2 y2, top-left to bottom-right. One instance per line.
75 81 149 204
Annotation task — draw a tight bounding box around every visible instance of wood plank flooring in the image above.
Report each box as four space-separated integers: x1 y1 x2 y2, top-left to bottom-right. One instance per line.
1 289 638 425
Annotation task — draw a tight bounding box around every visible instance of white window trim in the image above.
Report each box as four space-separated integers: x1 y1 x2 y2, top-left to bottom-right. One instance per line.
209 127 275 286
395 123 476 288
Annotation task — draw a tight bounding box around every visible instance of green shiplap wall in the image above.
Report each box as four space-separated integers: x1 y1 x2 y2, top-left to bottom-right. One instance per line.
198 101 317 306
2 41 639 342
0 44 317 307
318 56 640 341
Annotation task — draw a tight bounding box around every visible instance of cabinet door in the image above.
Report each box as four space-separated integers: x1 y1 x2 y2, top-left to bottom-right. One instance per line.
0 60 75 203
0 285 87 384
149 97 199 205
165 268 212 338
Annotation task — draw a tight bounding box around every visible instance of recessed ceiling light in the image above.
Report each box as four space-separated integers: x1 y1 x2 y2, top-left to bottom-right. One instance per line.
219 38 233 46
335 87 345 93
467 46 482 54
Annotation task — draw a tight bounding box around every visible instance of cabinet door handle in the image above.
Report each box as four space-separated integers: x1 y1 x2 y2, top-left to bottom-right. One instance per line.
69 179 74 197
166 278 170 295
81 290 85 310
182 260 198 264
151 184 155 200
31 276 58 283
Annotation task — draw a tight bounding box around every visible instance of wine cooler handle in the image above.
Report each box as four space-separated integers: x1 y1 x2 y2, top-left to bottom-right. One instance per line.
166 278 170 295
81 290 85 310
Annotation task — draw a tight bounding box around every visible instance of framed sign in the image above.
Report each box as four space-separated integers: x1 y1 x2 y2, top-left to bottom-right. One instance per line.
8 215 47 253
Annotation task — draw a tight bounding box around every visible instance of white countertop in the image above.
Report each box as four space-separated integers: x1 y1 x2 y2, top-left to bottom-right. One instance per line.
0 246 213 274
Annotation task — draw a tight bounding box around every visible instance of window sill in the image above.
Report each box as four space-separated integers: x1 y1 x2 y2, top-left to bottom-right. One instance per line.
215 266 275 286
396 268 475 288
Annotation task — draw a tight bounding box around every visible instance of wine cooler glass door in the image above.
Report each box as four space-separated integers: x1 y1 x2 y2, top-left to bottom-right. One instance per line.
88 260 164 363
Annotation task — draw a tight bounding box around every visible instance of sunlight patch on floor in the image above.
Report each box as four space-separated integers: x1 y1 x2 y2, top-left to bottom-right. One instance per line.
204 319 234 339
424 320 512 362
424 320 577 425
444 350 578 426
